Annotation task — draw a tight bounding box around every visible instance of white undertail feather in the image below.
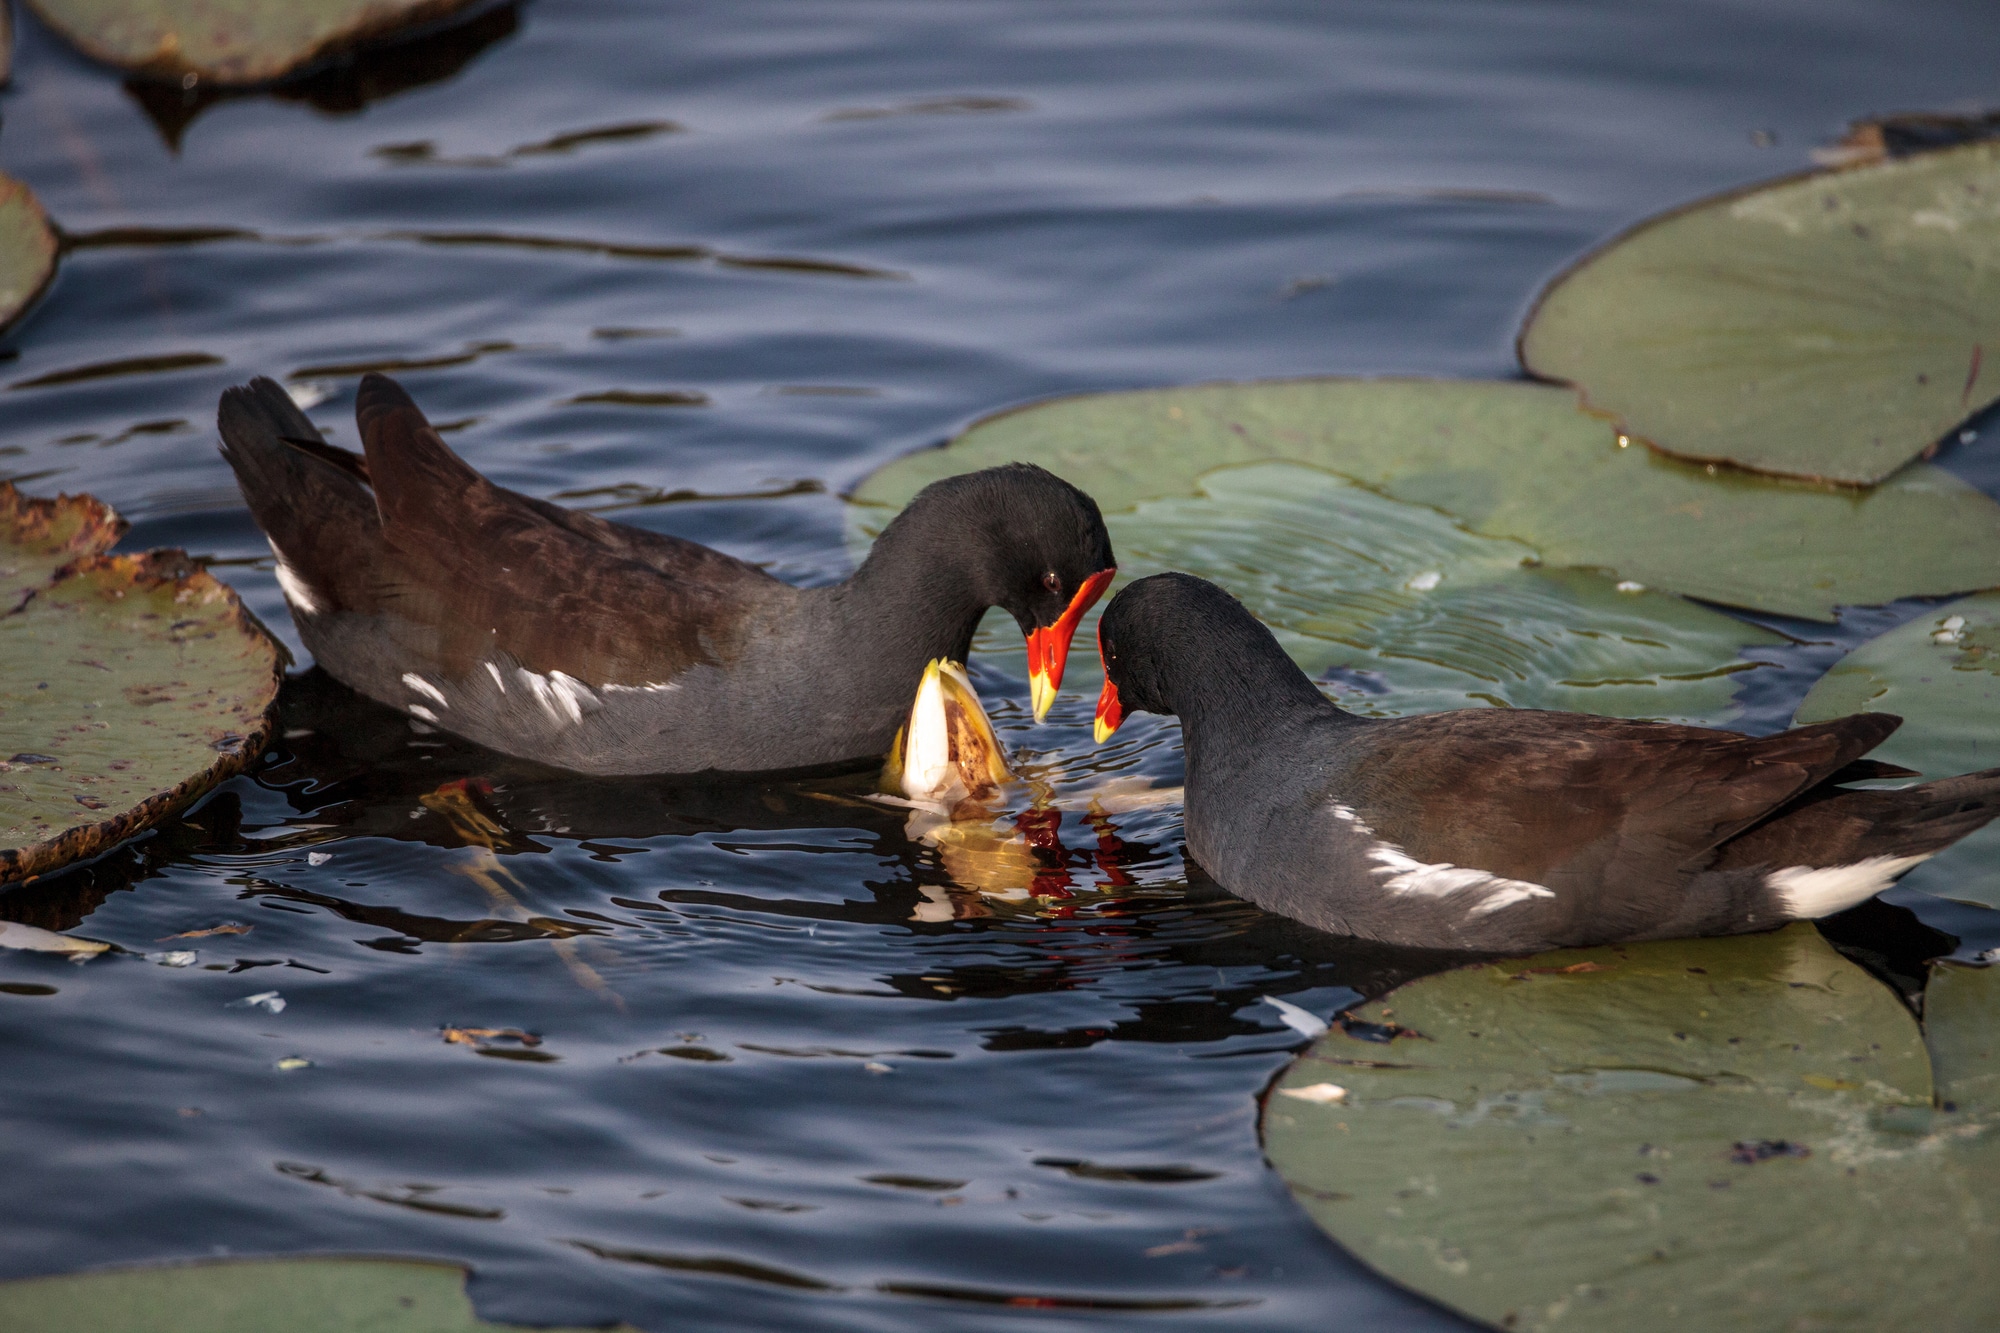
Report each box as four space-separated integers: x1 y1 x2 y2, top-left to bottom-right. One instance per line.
1331 802 1555 916
268 543 322 616
1768 854 1932 919
409 705 440 724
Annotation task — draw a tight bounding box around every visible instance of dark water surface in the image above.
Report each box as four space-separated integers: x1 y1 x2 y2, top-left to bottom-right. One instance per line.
5 2 2000 1328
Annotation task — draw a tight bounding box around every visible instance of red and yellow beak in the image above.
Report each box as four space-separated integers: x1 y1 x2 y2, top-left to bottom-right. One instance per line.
1096 620 1128 740
1025 567 1116 722
1093 674 1124 744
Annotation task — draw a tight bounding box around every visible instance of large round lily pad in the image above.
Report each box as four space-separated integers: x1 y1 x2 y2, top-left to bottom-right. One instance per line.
1087 461 1778 723
0 174 58 336
1 487 281 881
1520 141 2000 485
0 1256 633 1331
1795 593 2000 908
25 0 488 85
853 379 2000 625
1263 926 2000 1332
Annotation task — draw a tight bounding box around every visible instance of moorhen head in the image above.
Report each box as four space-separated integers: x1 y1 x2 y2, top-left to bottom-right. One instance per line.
1093 572 2000 952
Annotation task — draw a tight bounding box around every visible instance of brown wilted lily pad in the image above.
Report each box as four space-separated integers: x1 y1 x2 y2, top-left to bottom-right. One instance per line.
1 486 282 882
0 483 128 613
25 0 490 86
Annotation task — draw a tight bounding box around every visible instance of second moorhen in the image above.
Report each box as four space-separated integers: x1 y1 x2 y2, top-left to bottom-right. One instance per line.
1093 572 2000 951
219 374 1115 776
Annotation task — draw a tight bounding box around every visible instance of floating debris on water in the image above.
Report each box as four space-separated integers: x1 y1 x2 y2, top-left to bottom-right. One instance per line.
1263 996 1330 1039
0 921 110 956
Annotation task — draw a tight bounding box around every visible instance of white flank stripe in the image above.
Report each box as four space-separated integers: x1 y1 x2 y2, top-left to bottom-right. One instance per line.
1768 854 1932 918
1334 802 1553 916
401 673 448 708
484 662 507 694
517 668 599 726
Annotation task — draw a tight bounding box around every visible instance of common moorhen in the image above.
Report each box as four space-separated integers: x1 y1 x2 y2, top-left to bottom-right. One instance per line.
218 374 1115 776
1093 572 2000 951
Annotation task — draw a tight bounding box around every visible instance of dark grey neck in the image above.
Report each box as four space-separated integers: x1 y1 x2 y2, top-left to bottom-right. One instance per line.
811 499 998 678
1159 625 1352 776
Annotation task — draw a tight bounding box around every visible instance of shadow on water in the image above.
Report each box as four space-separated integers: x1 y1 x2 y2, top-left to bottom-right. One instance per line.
121 2 523 150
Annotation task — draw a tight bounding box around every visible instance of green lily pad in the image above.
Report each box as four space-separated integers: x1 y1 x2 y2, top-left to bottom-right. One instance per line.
0 1256 634 1331
0 174 58 336
1795 593 2000 908
1092 461 1778 723
852 378 2000 626
1925 960 2000 1109
25 0 488 86
1 488 281 882
1520 140 2000 485
1263 926 2000 1332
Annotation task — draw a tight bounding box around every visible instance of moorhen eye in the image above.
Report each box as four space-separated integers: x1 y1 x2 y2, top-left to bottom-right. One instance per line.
1042 570 1062 594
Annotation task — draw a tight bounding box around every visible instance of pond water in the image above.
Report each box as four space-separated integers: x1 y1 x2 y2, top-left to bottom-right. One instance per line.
4 1 2000 1328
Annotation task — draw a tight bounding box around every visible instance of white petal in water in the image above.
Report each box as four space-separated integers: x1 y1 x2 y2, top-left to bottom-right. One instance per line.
1615 580 1647 594
149 951 199 968
1405 570 1442 592
882 658 1012 807
864 1061 893 1074
307 851 332 866
275 1056 313 1071
229 990 286 1014
1263 995 1331 1039
1935 614 1968 645
0 921 111 956
1279 1082 1349 1103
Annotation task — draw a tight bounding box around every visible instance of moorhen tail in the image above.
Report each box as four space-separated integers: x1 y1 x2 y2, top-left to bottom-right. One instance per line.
1093 572 2000 952
219 374 1115 776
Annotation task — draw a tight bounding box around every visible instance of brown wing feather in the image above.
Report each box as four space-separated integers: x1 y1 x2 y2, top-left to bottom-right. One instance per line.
352 373 774 684
218 379 386 615
1349 710 1902 887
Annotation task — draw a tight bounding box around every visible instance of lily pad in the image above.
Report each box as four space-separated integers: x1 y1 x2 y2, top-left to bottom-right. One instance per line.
1262 926 2000 1332
2 488 281 882
0 1255 633 1331
0 174 58 336
1520 140 2000 484
0 482 128 612
1096 462 1778 723
1795 593 2000 908
852 379 2000 627
25 0 489 85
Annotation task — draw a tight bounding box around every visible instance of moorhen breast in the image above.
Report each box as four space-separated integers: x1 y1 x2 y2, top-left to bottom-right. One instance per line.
219 374 1115 776
1092 572 2000 952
